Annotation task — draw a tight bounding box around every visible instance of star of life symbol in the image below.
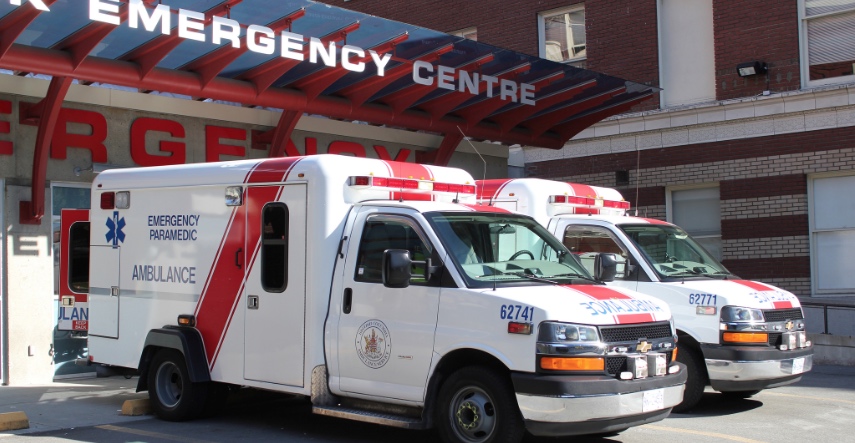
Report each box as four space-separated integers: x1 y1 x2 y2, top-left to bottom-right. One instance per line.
106 211 126 245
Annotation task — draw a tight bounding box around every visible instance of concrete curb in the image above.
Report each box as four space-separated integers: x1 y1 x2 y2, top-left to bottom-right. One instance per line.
0 411 29 431
121 399 151 416
809 333 855 366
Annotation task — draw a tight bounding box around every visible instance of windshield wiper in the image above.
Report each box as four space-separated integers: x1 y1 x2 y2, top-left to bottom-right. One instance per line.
507 272 560 285
546 273 600 284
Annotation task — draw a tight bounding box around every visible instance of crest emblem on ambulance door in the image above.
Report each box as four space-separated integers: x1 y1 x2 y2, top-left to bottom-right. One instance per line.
356 320 392 369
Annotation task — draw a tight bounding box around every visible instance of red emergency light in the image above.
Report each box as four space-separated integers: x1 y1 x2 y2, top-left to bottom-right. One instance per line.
349 176 475 194
549 194 630 214
100 192 115 209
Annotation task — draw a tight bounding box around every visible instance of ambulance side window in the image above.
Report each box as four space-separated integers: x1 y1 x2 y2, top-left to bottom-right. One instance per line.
355 216 432 285
68 222 90 293
563 225 629 279
261 203 289 292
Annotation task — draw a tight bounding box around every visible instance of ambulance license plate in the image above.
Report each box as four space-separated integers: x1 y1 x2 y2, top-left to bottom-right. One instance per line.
792 357 805 374
642 388 664 412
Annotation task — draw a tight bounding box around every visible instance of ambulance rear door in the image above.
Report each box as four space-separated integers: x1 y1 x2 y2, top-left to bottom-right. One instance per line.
58 209 90 332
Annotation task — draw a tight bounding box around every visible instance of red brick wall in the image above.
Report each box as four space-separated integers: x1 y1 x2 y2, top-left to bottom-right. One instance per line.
713 0 801 100
586 1 660 110
316 0 579 55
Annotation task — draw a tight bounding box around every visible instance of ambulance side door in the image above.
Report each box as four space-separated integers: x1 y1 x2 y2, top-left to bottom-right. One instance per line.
335 208 441 402
243 184 307 387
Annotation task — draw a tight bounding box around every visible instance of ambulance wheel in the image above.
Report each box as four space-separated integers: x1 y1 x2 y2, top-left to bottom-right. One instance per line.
148 349 209 421
721 390 760 400
672 345 706 413
436 366 525 443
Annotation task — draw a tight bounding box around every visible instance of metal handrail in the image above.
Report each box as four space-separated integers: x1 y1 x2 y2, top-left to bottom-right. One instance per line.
800 300 855 335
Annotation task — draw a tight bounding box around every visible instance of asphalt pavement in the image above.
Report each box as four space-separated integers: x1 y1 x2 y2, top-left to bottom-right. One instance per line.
1 365 854 442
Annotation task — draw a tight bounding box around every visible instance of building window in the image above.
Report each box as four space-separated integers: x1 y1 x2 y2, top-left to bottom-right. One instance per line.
451 27 478 41
800 0 855 86
809 173 855 295
667 186 721 260
538 5 586 67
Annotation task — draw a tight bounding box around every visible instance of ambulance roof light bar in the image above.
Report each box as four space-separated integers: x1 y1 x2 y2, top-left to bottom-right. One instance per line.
349 176 476 195
549 194 630 213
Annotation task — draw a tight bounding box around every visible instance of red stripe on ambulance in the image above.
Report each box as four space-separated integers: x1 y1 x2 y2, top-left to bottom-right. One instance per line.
563 285 656 324
732 280 793 309
196 157 304 368
385 160 434 201
476 179 514 201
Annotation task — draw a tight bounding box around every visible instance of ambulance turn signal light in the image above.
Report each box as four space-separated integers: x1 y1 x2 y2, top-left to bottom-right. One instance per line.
507 322 532 335
178 315 196 327
540 357 604 371
722 332 768 343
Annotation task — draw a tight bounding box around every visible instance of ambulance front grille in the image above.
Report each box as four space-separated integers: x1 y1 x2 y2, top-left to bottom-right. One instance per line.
763 308 804 323
768 332 782 347
606 353 673 376
599 322 673 343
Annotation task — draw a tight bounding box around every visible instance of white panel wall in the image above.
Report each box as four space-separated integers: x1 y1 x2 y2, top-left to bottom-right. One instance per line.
658 0 717 107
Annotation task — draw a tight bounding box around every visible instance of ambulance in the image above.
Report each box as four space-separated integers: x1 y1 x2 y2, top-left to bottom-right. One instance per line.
477 178 813 412
60 155 687 442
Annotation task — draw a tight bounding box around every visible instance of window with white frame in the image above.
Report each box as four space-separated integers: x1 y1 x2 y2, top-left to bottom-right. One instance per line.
451 27 478 41
800 0 855 86
667 186 722 260
809 173 855 295
538 5 586 67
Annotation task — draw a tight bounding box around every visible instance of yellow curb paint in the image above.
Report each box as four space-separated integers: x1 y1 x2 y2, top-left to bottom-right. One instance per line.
96 424 211 443
0 411 29 431
120 398 151 416
642 424 768 443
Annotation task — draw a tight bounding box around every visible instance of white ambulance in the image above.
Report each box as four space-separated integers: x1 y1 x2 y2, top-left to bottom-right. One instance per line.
61 155 687 442
477 178 813 412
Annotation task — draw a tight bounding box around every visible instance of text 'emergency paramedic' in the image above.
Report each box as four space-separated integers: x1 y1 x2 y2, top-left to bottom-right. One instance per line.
148 214 200 241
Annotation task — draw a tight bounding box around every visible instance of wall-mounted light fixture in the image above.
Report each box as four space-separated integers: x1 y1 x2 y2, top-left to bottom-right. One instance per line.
736 61 767 77
73 163 125 176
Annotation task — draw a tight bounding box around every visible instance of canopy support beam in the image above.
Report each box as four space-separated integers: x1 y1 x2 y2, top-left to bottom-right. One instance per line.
19 76 72 224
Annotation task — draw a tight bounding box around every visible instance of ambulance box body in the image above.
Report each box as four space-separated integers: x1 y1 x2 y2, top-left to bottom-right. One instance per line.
478 178 812 411
61 156 686 442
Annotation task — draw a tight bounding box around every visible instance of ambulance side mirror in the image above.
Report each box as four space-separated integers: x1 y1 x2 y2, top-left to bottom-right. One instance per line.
383 249 412 288
594 253 617 282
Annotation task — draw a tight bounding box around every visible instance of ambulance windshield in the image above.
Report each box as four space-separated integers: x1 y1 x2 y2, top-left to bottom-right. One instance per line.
425 212 595 288
620 224 731 280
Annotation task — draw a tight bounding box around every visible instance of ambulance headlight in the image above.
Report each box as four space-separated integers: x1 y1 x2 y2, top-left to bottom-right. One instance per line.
538 322 600 343
720 306 764 323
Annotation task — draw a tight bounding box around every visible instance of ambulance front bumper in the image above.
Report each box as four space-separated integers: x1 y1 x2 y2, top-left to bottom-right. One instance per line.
511 364 686 437
702 344 813 391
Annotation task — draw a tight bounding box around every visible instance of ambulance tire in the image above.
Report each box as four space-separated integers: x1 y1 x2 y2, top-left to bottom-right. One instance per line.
148 349 210 421
436 366 525 443
672 345 705 413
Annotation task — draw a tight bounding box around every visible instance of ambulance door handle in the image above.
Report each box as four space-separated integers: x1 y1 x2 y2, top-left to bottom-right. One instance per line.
235 248 243 269
343 288 352 314
248 295 259 310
